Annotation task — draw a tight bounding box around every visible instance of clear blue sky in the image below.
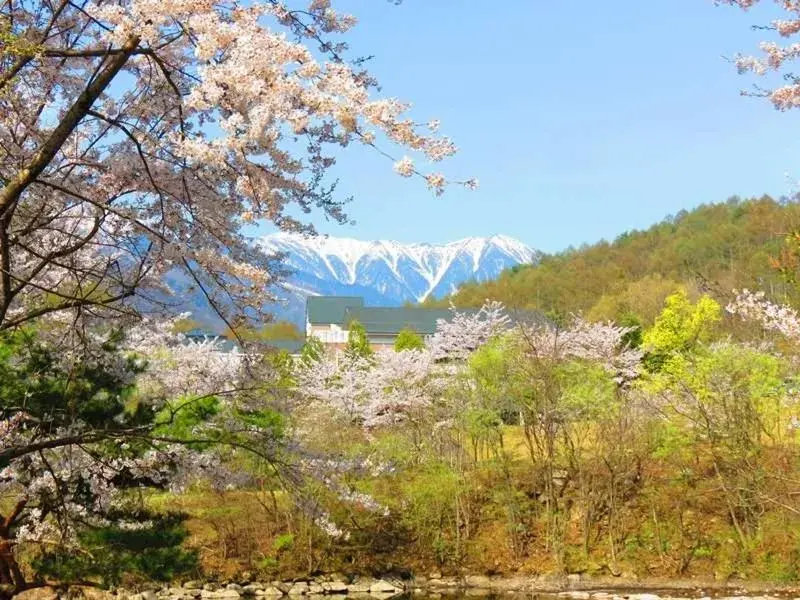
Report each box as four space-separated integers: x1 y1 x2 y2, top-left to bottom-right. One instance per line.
258 0 800 253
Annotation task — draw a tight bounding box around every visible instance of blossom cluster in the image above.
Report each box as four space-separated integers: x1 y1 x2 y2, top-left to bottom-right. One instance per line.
717 0 800 110
1 319 247 552
428 301 512 361
726 289 800 341
0 0 470 334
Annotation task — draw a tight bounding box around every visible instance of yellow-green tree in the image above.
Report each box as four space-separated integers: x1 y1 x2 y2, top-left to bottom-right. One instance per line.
642 289 721 370
394 327 424 352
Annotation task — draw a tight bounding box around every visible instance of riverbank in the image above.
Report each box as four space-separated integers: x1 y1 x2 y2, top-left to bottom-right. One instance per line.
13 574 800 600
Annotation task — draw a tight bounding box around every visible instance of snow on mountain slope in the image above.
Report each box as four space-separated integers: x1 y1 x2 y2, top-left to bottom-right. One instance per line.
257 233 539 308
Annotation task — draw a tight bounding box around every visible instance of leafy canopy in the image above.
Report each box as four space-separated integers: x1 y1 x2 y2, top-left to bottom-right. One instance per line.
394 327 424 352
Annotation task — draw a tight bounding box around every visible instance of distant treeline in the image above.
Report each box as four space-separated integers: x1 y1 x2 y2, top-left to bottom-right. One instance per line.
429 195 800 325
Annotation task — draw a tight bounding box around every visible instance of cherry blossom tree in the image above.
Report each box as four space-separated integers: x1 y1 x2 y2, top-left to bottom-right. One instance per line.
0 321 284 593
518 317 643 385
727 288 800 342
429 301 511 361
294 350 374 423
0 0 471 332
299 302 512 428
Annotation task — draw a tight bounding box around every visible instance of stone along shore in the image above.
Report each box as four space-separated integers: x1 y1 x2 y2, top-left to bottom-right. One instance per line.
13 573 800 600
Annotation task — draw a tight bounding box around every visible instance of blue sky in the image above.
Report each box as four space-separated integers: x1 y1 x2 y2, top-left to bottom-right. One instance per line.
258 0 800 253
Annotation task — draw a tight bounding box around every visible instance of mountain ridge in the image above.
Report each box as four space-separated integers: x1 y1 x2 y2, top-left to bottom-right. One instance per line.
258 233 538 303
252 233 539 325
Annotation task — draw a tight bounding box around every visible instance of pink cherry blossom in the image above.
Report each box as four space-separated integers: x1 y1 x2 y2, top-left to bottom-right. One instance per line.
716 0 800 110
0 0 472 332
727 289 800 341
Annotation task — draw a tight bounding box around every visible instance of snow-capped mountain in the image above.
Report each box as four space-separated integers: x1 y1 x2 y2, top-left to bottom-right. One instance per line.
257 233 539 323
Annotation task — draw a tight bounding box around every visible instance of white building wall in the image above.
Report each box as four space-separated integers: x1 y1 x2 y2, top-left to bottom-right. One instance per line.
307 322 349 344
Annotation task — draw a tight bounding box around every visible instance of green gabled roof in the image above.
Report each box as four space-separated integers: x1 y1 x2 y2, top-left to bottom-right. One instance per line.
343 306 455 335
306 296 364 325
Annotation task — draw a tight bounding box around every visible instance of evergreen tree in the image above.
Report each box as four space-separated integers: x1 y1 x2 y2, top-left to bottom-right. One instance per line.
300 336 325 366
394 327 424 352
346 320 373 359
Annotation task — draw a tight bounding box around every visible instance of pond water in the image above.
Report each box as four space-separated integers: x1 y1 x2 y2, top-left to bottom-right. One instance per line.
395 592 800 600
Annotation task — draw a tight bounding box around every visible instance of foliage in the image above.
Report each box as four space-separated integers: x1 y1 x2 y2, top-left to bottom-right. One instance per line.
225 322 304 342
394 328 425 352
641 342 791 545
299 336 325 366
345 320 373 359
641 289 721 370
0 322 287 593
431 197 800 322
588 275 684 327
32 511 198 587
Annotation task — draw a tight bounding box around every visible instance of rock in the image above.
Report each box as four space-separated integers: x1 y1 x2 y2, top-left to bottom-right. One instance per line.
219 592 241 600
559 593 590 600
489 578 527 592
429 577 460 589
465 576 491 589
287 583 308 596
306 585 323 596
369 580 401 595
184 583 204 591
201 591 240 600
226 586 244 594
260 588 284 597
123 592 156 600
73 588 114 600
465 590 491 597
566 574 582 585
320 582 347 594
428 572 442 580
628 595 659 600
203 585 219 593
242 585 264 596
13 587 60 600
345 580 373 594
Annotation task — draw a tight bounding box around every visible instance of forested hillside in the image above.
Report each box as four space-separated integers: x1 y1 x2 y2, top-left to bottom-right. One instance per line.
433 196 800 324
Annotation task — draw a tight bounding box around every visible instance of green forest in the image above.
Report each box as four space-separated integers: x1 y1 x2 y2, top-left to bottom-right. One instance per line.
431 196 800 326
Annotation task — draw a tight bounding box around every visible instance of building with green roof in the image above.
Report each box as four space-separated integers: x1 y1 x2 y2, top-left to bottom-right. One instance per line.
306 296 363 324
305 296 549 348
306 296 470 347
342 306 454 346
